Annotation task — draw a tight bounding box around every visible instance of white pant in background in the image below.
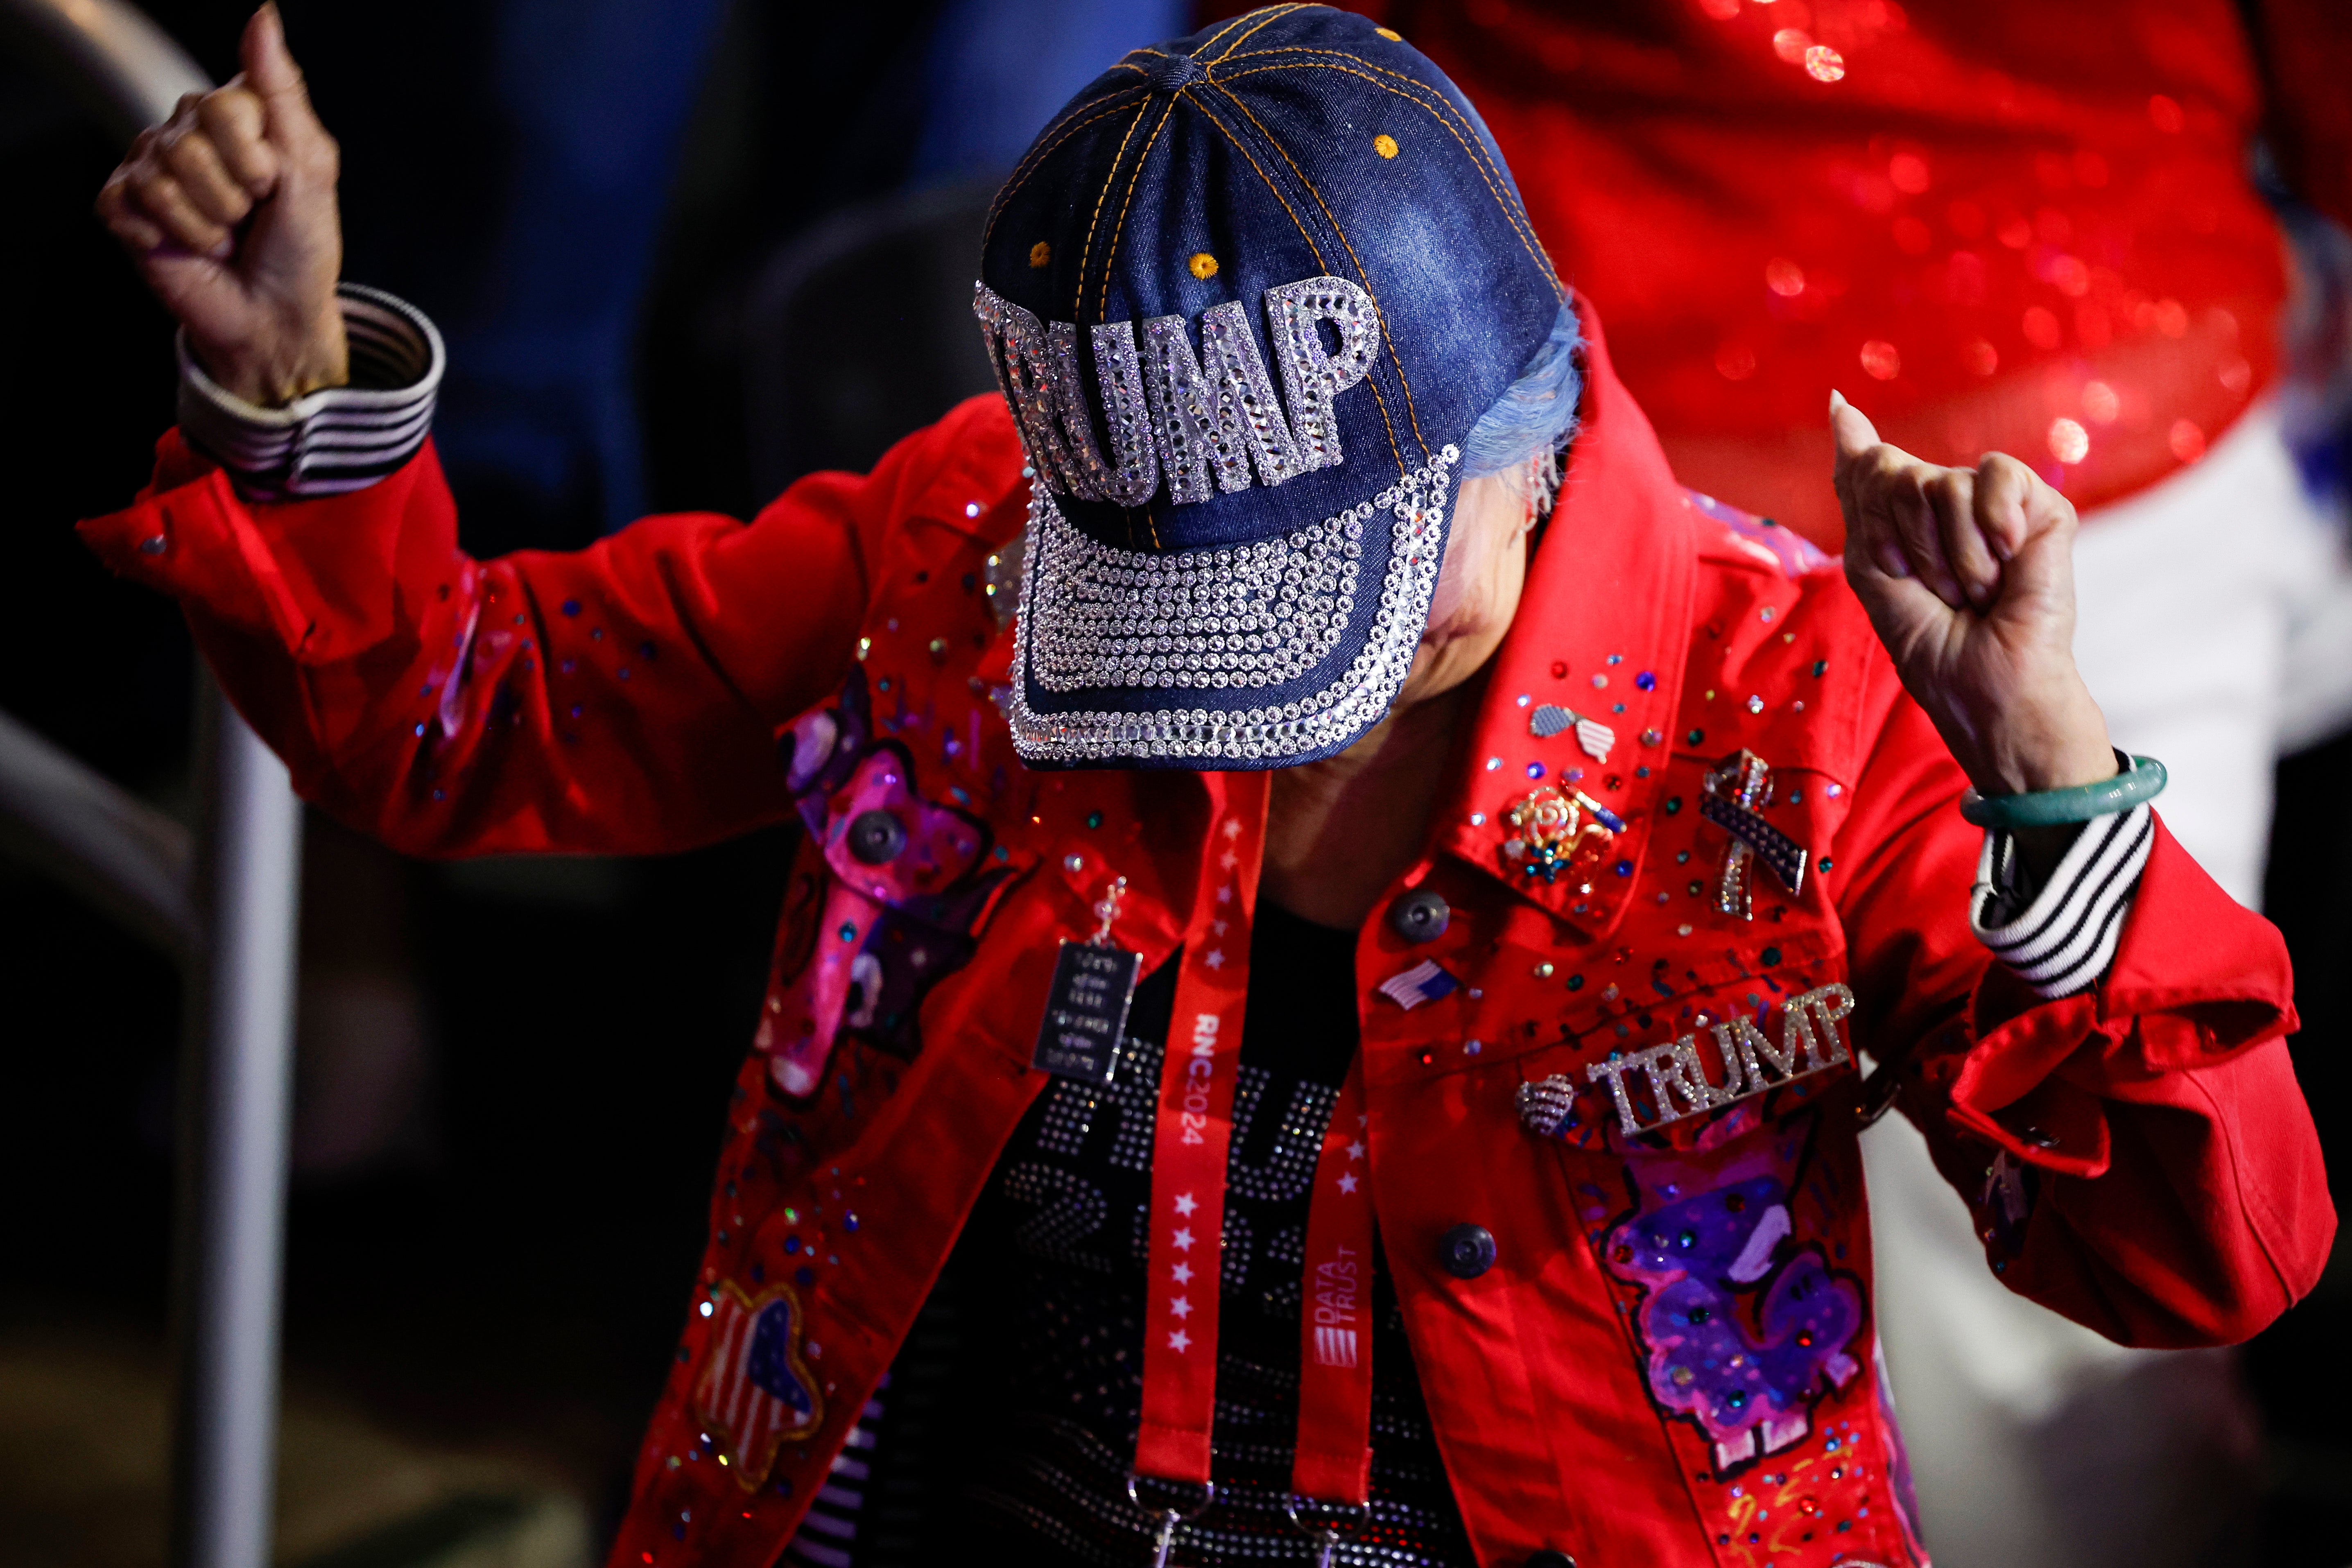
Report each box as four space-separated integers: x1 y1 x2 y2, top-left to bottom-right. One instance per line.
1866 401 2352 1568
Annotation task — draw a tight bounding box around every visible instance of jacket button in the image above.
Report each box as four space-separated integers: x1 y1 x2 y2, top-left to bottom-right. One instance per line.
847 809 907 864
1526 1553 1577 1568
1440 1223 1496 1279
1388 887 1450 943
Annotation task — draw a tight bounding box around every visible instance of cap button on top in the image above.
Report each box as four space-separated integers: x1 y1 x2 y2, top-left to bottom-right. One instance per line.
1440 1223 1495 1280
1141 51 1207 92
1388 887 1450 943
848 809 907 864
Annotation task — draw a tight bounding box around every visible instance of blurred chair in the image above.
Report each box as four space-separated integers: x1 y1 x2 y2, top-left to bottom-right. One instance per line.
742 179 1002 502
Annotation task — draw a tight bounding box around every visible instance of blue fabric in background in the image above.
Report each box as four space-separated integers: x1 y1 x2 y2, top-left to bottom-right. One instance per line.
909 0 1184 183
427 0 730 536
438 0 1183 536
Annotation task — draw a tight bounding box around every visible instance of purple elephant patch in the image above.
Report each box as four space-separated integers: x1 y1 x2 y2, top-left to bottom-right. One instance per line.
1604 1145 1866 1475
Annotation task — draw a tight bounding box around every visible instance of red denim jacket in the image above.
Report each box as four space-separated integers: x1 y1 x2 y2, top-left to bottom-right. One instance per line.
82 305 2329 1568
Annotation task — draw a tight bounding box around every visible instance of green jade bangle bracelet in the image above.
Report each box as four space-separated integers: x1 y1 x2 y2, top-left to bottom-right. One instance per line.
1958 751 2167 830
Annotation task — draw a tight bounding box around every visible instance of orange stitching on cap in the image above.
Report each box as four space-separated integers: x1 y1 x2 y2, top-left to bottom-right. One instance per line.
1155 92 1325 272
1211 2 1310 63
1219 54 1550 270
1208 81 1429 460
1213 59 1554 284
983 91 1149 251
1221 48 1533 220
1212 49 1555 273
1095 93 1181 322
987 91 1146 247
1074 98 1157 321
1178 93 1405 475
1196 5 1288 58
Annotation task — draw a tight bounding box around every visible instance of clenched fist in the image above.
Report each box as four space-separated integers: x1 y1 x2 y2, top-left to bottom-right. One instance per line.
94 4 345 407
1831 391 2118 810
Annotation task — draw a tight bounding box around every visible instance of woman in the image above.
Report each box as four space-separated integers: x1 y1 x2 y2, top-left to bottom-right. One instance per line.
88 7 2325 1565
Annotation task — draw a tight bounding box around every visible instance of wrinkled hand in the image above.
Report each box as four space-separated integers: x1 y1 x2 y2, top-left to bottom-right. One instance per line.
1832 391 2115 802
93 4 345 407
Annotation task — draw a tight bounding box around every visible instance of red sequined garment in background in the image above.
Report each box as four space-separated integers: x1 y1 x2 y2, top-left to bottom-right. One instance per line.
1215 0 2352 543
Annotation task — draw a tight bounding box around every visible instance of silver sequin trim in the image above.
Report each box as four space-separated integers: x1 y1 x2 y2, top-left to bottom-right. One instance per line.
1025 495 1361 691
1005 446 1461 765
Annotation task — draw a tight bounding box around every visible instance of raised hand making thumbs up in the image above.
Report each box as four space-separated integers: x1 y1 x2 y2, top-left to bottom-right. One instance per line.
93 3 346 407
1830 390 2121 810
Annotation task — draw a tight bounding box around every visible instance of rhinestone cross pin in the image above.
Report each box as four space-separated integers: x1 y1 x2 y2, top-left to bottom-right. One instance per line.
1700 750 1809 919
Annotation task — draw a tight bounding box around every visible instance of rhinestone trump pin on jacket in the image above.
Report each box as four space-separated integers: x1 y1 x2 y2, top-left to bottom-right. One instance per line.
83 281 2330 1563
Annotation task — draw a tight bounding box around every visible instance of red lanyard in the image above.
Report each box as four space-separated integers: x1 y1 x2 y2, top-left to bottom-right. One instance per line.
1292 1057 1374 1506
1136 775 1267 1484
1131 773 1377 1560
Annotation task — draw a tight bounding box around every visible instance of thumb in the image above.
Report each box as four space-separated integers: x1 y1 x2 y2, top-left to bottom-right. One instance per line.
1828 388 1880 472
240 5 319 145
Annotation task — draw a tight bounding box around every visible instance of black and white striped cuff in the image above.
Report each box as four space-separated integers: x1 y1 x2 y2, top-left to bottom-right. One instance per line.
176 283 443 502
1969 805 2155 999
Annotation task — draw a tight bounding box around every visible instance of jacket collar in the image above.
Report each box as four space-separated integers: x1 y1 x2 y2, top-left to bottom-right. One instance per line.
1433 293 1703 940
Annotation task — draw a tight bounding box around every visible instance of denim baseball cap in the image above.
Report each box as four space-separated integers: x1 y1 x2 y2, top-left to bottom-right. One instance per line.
975 5 1565 770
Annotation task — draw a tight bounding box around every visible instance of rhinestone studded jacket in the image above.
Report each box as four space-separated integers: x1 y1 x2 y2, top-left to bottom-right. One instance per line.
83 307 2329 1568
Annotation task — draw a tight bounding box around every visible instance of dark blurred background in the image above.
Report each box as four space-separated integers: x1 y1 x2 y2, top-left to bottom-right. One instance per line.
2 1 2347 1565
0 1 1174 1560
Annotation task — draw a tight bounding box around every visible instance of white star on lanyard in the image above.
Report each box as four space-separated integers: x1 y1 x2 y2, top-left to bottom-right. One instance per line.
1221 850 1239 870
1170 1295 1193 1318
1346 1140 1367 1161
1173 1227 1195 1250
1169 1329 1193 1352
1171 1263 1194 1284
1173 1192 1198 1216
1337 1172 1359 1194
1203 950 1225 969
1211 919 1230 937
1216 885 1233 904
1223 820 1242 840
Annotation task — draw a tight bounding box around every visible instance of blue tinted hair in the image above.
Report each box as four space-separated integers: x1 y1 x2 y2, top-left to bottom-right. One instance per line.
1459 300 1583 509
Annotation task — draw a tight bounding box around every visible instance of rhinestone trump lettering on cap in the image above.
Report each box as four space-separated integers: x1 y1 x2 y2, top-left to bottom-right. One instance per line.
973 286 1086 498
1085 319 1160 506
973 276 1381 512
1264 276 1380 475
1143 300 1307 501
